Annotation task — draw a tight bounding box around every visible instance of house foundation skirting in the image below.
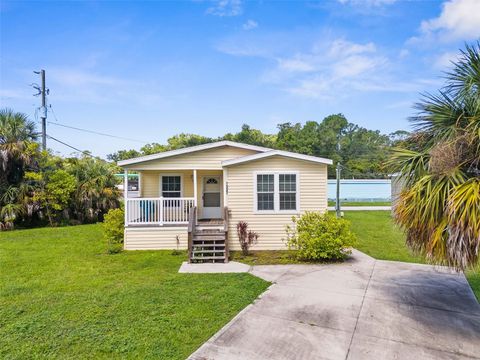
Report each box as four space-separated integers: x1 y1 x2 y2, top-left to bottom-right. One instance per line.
124 226 188 250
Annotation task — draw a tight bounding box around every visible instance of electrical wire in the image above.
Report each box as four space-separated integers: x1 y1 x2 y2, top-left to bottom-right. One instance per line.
46 134 93 157
48 106 148 144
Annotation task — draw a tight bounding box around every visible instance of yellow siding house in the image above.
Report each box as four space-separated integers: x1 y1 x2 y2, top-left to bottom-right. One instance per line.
118 141 332 262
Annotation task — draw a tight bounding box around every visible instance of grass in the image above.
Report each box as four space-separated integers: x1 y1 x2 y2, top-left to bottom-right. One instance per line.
328 201 391 206
345 211 425 263
345 211 480 302
0 224 269 359
231 250 312 265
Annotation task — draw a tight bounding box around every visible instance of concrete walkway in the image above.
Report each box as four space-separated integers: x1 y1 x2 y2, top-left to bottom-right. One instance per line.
189 250 480 360
179 261 250 273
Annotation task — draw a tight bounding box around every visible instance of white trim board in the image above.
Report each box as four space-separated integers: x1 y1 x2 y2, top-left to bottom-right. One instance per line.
118 141 271 167
222 150 332 167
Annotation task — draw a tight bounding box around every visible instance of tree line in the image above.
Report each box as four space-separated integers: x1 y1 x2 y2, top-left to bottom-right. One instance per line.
108 114 409 178
0 109 405 230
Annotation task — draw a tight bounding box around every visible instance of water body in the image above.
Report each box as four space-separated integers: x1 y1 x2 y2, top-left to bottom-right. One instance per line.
327 179 391 201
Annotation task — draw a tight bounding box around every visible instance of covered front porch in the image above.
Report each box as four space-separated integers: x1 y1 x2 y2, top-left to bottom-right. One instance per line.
123 169 227 226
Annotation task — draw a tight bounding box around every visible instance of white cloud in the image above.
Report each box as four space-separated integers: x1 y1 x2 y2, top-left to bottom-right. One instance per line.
399 49 409 58
242 20 258 31
416 0 480 42
275 39 387 98
216 31 442 100
333 55 384 78
327 39 376 57
206 0 242 17
277 58 316 73
434 51 460 69
45 68 163 105
337 0 397 6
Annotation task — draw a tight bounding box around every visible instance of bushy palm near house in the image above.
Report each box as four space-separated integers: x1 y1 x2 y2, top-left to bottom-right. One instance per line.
391 42 480 270
0 109 38 228
0 108 121 229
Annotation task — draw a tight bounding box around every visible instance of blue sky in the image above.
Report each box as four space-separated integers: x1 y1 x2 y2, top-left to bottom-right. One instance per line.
1 0 479 158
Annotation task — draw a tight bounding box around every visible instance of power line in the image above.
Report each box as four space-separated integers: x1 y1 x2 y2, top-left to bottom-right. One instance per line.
47 121 147 143
48 106 148 144
46 134 93 157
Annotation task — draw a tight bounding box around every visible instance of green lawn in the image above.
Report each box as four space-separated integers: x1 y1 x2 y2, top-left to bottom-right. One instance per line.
345 211 480 302
328 201 391 206
230 250 326 265
0 225 269 359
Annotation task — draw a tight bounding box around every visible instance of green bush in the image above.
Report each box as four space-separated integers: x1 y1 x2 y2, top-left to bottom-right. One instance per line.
102 208 124 254
285 212 357 261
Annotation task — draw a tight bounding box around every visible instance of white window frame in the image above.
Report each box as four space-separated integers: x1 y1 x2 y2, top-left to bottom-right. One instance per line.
160 174 183 198
253 171 300 214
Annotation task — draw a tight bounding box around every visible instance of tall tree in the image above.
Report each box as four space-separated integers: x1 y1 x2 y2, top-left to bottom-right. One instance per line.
391 42 480 270
0 109 38 188
0 109 38 229
223 124 276 148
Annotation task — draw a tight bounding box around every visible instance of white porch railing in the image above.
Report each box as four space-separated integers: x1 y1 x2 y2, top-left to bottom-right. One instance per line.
125 197 195 225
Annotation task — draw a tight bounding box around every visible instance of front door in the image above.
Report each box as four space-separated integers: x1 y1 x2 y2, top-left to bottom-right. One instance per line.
202 176 221 219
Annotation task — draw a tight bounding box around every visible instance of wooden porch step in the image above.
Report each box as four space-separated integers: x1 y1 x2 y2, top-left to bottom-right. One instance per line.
192 249 225 254
192 243 225 248
190 255 226 261
195 228 224 233
193 236 225 241
195 229 225 233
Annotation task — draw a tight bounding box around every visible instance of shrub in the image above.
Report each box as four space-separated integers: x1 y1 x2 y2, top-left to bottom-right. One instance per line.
285 211 356 261
102 208 124 254
236 221 259 256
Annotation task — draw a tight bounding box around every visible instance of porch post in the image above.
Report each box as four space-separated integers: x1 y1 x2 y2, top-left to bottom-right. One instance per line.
223 168 228 207
124 169 128 227
193 169 198 207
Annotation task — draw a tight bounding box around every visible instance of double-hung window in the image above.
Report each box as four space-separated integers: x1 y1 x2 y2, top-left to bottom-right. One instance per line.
255 172 298 212
257 174 275 210
279 174 297 210
162 176 181 198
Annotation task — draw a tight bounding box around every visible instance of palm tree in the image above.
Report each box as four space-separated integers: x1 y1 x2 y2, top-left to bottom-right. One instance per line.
0 109 38 229
65 155 121 223
391 42 480 270
0 108 38 187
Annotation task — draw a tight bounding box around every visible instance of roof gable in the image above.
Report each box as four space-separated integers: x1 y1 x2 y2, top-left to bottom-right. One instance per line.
221 150 333 167
118 141 271 167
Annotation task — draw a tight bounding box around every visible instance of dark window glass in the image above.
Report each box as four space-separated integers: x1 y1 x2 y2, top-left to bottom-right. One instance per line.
162 176 181 197
257 174 274 192
257 174 274 211
257 193 274 210
204 192 220 207
280 193 296 210
279 174 296 210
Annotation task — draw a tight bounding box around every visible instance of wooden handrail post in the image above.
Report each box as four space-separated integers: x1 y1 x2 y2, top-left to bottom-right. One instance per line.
224 206 229 263
187 206 196 263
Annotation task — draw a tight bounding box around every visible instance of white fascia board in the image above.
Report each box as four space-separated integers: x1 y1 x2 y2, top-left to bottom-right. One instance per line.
222 150 333 167
118 140 271 167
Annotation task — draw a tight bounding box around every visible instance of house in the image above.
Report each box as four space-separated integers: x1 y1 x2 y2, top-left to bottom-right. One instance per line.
118 141 332 263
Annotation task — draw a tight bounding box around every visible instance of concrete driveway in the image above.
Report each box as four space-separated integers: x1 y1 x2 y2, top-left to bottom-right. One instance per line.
190 250 480 360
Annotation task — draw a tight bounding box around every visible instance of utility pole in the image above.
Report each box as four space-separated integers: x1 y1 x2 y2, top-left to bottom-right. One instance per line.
40 70 47 151
335 162 342 218
33 69 48 150
335 135 342 218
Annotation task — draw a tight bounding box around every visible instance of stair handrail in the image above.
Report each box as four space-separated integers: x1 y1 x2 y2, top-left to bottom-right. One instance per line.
187 206 196 263
223 206 229 263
